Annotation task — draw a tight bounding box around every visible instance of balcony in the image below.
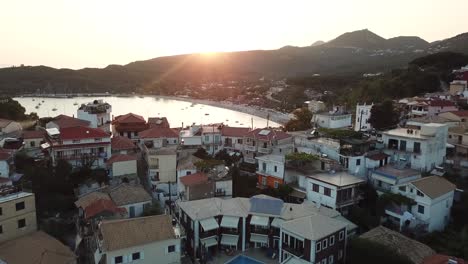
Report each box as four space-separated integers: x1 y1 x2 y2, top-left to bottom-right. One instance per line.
244 157 256 164
257 147 272 154
199 229 218 239
282 243 304 258
56 152 107 161
250 226 269 235
148 164 160 169
245 145 257 151
221 228 239 236
336 195 363 207
214 190 227 197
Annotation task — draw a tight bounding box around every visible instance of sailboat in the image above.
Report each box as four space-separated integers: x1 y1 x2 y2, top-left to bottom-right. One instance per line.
73 102 78 106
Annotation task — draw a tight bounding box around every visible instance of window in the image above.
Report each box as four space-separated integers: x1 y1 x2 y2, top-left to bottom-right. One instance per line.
399 140 407 151
72 139 80 143
324 187 331 197
274 166 277 172
414 142 421 153
322 238 328 249
339 230 345 241
418 205 425 214
338 250 343 260
16 202 25 211
262 162 266 171
356 159 361 166
132 252 141 260
0 207 2 215
205 135 209 142
398 186 406 192
237 139 242 144
17 218 26 228
134 131 139 136
330 235 335 246
316 241 321 252
329 255 334 264
312 184 319 192
262 177 266 186
274 181 279 189
416 190 424 197
114 256 123 264
168 245 176 253
94 138 102 142
30 141 35 147
321 259 327 264
186 171 192 176
446 200 450 208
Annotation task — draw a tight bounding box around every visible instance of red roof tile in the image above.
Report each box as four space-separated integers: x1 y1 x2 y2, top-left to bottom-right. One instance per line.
22 130 45 139
221 126 251 137
111 136 136 151
0 149 14 160
448 110 468 117
367 152 389 161
59 126 109 140
429 100 456 107
112 113 146 124
180 172 208 186
423 254 465 264
139 127 179 139
246 128 291 141
106 154 137 165
84 199 126 220
52 115 90 129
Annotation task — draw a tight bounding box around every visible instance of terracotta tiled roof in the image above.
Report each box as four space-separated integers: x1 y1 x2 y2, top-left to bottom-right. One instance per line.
246 128 291 141
112 113 145 124
180 172 208 186
59 126 109 140
447 110 468 117
428 100 456 107
221 126 251 137
0 231 76 264
106 154 137 165
139 127 179 139
0 119 13 129
52 114 90 128
21 130 45 139
0 149 14 160
411 176 456 199
108 183 152 206
75 191 111 209
111 136 136 151
84 199 126 220
100 215 175 251
423 254 465 264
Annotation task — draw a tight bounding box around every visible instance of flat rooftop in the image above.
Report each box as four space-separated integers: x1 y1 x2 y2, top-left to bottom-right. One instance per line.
0 191 33 203
373 165 421 179
256 154 285 163
307 171 365 187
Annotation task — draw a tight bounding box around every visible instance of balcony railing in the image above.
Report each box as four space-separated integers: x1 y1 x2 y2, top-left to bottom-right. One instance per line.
148 164 160 169
245 145 256 151
56 152 107 160
200 230 218 239
244 157 256 164
214 190 226 197
282 243 304 258
336 195 363 207
250 227 269 235
257 147 272 154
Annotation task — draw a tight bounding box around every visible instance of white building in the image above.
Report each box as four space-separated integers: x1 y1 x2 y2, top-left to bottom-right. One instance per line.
221 126 250 153
77 100 112 132
179 126 203 147
106 154 138 182
354 103 373 131
256 154 285 189
312 107 352 129
369 165 421 192
94 215 181 264
201 125 223 155
382 123 448 171
306 171 365 215
385 176 456 232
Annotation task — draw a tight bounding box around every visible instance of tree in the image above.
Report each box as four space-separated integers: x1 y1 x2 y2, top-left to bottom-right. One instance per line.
284 107 313 131
193 147 210 160
368 100 399 130
0 97 27 120
346 238 413 264
142 203 163 216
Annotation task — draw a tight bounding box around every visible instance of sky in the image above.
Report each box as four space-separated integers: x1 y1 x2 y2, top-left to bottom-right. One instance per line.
1 0 468 69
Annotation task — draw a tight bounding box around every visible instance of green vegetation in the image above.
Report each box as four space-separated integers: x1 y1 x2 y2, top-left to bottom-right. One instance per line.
346 238 413 264
368 100 400 130
194 159 224 173
318 127 362 139
286 152 319 162
284 107 313 131
142 203 163 216
0 97 37 120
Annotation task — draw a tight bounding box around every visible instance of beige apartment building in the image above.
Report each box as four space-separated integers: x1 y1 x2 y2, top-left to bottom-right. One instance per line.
0 187 37 242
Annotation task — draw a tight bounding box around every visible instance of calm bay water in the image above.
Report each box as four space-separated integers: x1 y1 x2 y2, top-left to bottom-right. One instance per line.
13 96 279 128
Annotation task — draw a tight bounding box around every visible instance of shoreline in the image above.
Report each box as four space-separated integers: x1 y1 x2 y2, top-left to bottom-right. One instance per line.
17 94 292 125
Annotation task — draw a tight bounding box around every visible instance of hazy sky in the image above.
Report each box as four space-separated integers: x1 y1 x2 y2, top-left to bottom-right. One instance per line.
1 0 467 69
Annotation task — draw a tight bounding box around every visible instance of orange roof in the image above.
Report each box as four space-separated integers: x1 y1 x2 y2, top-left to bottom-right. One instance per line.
448 110 468 117
22 130 45 139
106 154 137 165
180 172 208 186
139 127 179 139
84 199 126 220
59 126 109 140
423 254 465 264
112 113 146 124
111 136 136 151
221 126 250 137
52 114 90 128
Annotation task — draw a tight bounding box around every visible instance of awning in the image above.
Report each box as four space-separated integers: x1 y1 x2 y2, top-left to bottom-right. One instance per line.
221 216 239 229
271 218 284 228
289 189 306 199
250 215 269 227
200 217 219 232
446 143 455 148
200 236 218 248
250 234 268 244
220 234 239 246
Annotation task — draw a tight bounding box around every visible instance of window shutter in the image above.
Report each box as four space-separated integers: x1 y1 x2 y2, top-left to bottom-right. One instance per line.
140 251 145 260
176 244 180 252
123 255 128 263
111 258 115 264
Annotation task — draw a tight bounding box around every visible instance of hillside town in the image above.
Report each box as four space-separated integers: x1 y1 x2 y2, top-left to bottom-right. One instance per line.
0 66 467 264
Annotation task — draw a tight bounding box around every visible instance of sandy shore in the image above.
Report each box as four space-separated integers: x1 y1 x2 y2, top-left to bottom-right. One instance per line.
156 95 292 125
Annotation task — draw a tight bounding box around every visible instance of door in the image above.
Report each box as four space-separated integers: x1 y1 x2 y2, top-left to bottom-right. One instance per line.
129 206 135 218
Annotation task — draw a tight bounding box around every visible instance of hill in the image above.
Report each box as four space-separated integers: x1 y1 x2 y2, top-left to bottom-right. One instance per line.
1 29 467 95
